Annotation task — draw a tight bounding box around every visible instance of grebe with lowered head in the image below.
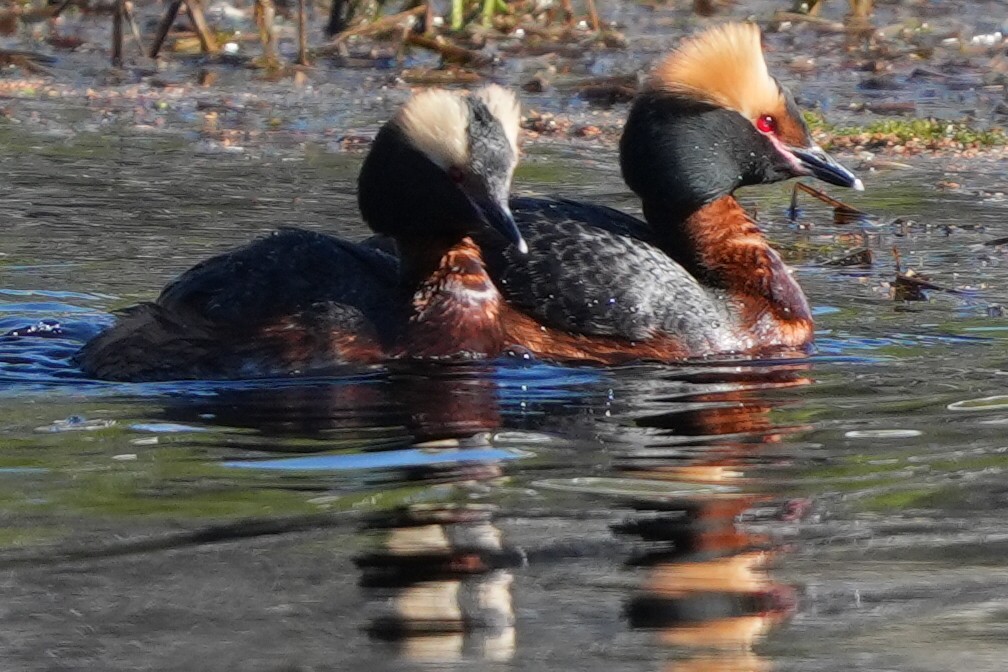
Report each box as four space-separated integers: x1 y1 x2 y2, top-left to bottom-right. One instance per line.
483 22 862 363
76 85 525 381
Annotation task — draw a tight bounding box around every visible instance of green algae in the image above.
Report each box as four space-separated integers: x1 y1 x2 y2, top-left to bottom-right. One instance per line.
804 111 1008 149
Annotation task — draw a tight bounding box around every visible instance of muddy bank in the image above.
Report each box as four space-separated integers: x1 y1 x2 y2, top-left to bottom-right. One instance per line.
0 0 1006 159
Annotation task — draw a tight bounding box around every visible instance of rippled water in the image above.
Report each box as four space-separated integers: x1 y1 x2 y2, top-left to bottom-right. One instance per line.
3 126 1008 671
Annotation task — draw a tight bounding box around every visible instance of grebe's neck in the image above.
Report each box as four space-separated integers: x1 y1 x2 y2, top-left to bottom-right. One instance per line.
398 236 506 358
645 195 813 349
396 233 460 289
642 196 760 275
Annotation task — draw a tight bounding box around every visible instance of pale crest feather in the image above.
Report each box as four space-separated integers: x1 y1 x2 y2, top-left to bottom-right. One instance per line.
473 84 521 158
396 89 469 170
648 23 781 120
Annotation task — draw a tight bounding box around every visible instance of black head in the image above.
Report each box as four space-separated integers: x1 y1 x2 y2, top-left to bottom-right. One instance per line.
358 86 526 253
620 23 861 219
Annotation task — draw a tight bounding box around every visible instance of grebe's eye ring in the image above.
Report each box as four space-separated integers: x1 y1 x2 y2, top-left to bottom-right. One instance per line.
448 166 465 184
756 115 777 134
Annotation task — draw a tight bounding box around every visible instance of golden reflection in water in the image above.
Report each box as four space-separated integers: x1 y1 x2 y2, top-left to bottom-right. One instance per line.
617 365 808 671
357 503 521 662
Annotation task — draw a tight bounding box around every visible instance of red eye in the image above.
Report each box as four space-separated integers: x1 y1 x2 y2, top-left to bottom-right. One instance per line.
448 166 465 184
756 115 776 134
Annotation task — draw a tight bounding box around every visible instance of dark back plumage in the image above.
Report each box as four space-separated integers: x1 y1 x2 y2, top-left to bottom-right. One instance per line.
487 197 743 354
78 229 401 380
158 228 401 331
475 197 745 354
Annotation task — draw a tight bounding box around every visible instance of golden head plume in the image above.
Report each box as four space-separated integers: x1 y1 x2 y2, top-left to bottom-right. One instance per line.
648 23 782 122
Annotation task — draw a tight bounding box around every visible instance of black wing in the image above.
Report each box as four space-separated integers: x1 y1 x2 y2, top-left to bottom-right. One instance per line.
512 195 655 240
486 197 738 353
77 228 403 380
157 228 403 335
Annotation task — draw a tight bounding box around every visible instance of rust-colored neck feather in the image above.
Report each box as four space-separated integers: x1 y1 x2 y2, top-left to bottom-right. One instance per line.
402 237 506 358
667 196 813 350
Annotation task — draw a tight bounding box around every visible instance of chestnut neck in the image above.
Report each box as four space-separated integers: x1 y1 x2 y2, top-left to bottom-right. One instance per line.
642 196 754 276
644 195 812 327
398 236 506 358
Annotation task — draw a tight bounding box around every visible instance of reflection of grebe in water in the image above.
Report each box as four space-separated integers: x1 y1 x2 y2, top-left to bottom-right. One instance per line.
612 364 808 670
358 504 523 662
145 354 811 665
148 363 511 443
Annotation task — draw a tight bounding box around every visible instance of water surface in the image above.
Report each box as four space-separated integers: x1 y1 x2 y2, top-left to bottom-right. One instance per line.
2 126 1008 671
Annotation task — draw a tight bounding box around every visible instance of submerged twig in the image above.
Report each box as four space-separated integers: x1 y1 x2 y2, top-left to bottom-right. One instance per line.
111 0 124 66
772 10 845 32
315 5 425 55
824 248 873 267
149 0 183 58
0 49 56 75
400 68 483 84
404 32 493 67
124 1 145 57
578 83 636 104
891 248 957 300
296 0 309 65
893 271 945 301
186 0 220 54
791 182 867 224
555 74 639 91
860 101 916 116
